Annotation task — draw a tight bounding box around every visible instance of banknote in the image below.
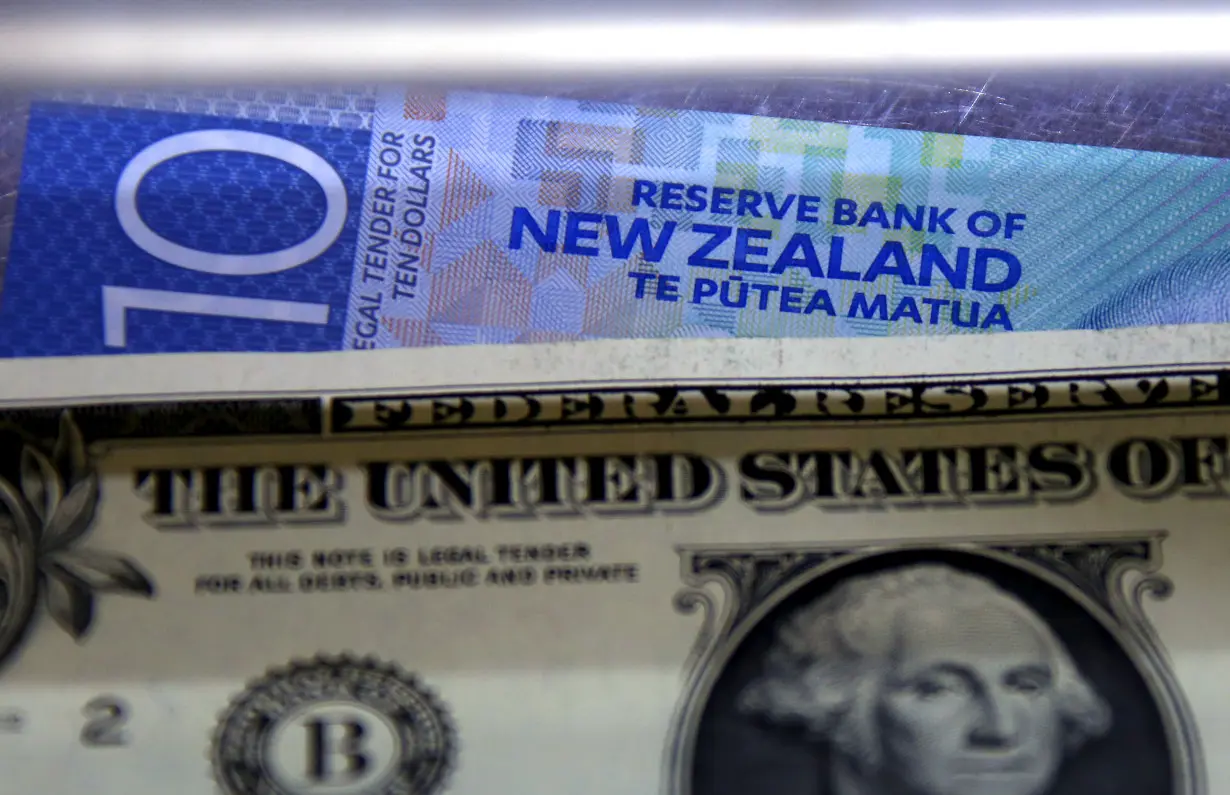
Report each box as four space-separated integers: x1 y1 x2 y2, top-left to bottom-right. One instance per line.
0 365 1227 793
3 85 1230 358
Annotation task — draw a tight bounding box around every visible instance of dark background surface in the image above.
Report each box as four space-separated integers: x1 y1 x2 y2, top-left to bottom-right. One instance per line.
545 70 1230 159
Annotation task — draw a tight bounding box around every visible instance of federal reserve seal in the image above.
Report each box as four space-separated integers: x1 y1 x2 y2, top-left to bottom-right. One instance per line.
212 654 456 795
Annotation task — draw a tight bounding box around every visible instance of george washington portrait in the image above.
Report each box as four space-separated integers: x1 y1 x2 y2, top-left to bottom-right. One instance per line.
685 551 1176 795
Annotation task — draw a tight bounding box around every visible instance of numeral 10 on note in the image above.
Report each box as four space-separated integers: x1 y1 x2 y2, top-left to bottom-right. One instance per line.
104 129 340 348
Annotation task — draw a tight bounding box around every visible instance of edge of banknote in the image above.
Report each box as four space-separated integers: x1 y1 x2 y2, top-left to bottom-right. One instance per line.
0 323 1227 407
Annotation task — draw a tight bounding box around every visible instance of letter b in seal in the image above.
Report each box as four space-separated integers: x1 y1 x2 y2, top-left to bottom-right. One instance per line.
212 654 456 795
270 704 392 789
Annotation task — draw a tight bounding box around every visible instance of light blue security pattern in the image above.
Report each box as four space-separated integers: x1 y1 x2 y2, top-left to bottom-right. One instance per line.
2 88 1229 358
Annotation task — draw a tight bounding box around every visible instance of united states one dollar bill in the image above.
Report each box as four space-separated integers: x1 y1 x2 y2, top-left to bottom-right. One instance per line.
0 362 1223 795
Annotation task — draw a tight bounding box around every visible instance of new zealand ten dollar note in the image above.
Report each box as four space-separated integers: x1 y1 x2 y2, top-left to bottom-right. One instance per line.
1 86 1229 358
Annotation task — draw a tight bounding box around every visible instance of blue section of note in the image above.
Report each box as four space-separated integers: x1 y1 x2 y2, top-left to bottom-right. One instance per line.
137 151 329 255
0 103 370 357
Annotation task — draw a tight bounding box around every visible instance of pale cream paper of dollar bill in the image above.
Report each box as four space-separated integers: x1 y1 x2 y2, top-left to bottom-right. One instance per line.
1 323 1230 406
0 329 1224 794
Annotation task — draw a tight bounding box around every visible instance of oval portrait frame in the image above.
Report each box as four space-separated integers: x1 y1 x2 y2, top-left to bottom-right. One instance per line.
666 535 1203 795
